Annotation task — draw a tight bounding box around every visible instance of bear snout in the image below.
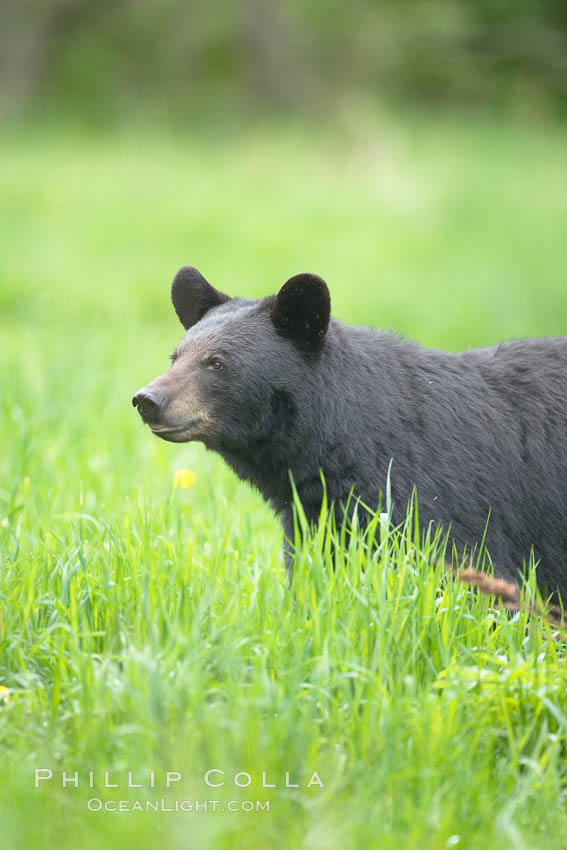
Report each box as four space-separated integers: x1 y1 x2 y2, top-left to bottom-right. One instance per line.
132 386 164 425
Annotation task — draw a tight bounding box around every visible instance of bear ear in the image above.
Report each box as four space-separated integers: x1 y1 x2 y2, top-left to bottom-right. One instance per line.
271 273 331 349
171 266 230 330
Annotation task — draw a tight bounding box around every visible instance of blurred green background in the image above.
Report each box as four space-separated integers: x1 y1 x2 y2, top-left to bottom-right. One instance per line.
2 0 567 122
2 3 567 849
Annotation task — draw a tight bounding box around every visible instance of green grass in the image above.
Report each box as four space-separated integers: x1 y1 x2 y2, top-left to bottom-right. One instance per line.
1 113 567 849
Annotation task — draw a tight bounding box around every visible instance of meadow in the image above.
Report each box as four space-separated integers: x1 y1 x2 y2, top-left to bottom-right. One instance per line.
1 113 567 849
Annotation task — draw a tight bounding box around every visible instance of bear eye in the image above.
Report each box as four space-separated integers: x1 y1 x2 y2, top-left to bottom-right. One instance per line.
208 357 224 371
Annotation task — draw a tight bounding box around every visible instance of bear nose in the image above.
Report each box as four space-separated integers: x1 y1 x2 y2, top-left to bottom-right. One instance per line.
132 387 164 423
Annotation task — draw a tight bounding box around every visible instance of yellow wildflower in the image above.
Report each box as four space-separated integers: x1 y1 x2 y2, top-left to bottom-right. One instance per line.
174 468 198 489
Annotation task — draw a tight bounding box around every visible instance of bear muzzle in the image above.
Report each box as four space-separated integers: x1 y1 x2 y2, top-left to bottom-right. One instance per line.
132 385 164 426
132 381 209 442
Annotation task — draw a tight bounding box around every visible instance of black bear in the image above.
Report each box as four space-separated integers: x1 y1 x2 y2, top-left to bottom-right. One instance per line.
133 266 567 600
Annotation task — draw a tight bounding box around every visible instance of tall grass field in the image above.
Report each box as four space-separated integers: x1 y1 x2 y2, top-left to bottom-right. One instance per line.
1 115 567 849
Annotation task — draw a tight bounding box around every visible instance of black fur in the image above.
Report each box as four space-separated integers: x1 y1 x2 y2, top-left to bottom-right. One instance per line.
171 266 230 330
271 273 331 349
141 269 567 600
